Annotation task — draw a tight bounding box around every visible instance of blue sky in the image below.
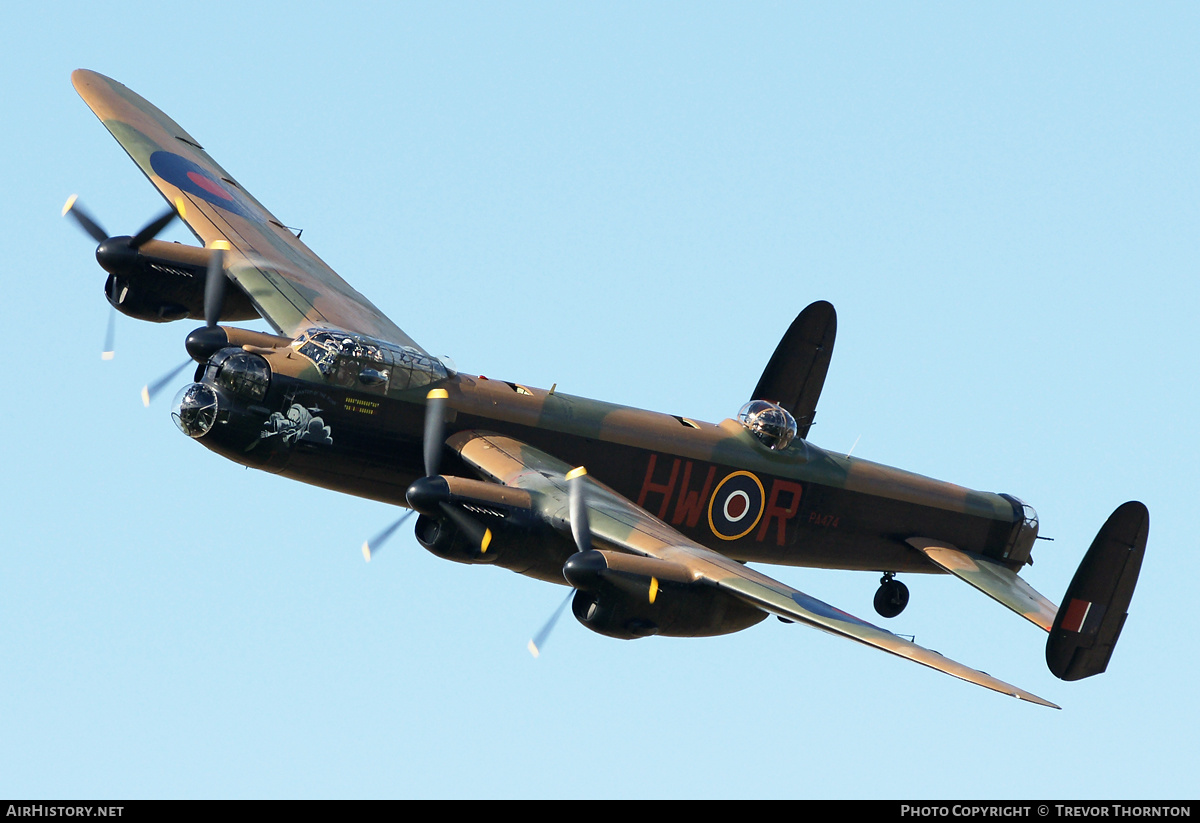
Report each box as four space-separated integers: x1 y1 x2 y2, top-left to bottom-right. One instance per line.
1 2 1196 798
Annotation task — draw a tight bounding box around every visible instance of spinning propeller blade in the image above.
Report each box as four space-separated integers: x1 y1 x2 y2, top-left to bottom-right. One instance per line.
62 194 107 242
424 388 448 477
437 502 492 554
566 466 592 553
527 466 593 657
528 591 574 658
142 359 193 407
142 241 232 405
62 194 179 249
204 241 230 327
128 207 178 249
362 510 416 562
101 306 117 361
405 389 493 555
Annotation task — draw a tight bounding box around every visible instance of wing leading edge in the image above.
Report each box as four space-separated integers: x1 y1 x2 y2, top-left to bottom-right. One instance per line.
450 431 1059 709
71 69 423 350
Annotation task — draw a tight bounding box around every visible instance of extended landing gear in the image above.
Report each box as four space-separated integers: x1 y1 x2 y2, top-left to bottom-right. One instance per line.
874 572 909 618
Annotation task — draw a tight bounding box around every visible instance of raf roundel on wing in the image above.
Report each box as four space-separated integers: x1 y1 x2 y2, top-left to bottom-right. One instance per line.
149 151 257 220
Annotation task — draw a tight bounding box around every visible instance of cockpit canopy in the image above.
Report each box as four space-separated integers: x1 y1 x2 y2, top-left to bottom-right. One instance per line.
737 400 798 451
292 328 449 392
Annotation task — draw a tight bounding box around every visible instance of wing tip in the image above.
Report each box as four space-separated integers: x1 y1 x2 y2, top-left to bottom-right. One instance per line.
71 68 105 95
1019 692 1062 710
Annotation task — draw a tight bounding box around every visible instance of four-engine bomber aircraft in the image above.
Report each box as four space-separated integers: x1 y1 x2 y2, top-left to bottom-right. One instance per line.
67 70 1148 708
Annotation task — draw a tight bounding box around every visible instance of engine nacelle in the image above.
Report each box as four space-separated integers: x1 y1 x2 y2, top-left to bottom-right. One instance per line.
98 238 258 324
414 513 494 565
570 578 767 640
413 511 573 584
105 272 192 322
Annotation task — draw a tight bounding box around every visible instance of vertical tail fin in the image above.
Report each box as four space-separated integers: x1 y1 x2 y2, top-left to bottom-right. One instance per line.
1046 502 1149 680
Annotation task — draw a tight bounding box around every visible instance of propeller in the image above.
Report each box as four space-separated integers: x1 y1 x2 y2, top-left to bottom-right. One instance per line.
141 359 194 407
423 388 448 478
62 194 180 251
101 279 118 360
62 194 182 360
437 501 493 554
526 465 592 657
203 241 230 328
527 591 573 658
129 208 179 249
362 509 416 562
368 388 490 564
566 466 592 553
404 388 494 556
423 386 492 548
141 240 233 406
61 194 108 243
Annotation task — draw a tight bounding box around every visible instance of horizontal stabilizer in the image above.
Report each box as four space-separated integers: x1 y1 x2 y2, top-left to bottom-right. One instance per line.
907 538 1058 631
1046 501 1148 681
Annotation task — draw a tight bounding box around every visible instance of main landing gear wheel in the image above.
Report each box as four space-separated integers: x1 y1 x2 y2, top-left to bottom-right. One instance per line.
873 572 909 618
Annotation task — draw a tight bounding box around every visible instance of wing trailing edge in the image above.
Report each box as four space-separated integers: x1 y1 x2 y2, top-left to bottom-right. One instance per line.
451 430 1059 708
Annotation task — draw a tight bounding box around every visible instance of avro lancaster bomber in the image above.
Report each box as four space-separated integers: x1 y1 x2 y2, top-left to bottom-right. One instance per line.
66 70 1149 708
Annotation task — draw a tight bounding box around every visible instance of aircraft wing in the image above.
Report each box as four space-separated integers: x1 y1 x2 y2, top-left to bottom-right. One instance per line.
450 431 1059 709
71 69 423 350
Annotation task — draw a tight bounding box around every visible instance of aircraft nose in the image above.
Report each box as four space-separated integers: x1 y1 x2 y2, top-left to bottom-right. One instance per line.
171 383 219 438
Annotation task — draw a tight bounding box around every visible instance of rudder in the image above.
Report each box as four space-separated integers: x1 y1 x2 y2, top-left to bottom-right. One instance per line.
1046 501 1149 681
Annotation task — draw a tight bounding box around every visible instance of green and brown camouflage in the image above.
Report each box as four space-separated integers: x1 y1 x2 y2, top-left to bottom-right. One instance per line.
70 69 1148 707
209 334 1026 578
71 70 422 350
74 65 1019 575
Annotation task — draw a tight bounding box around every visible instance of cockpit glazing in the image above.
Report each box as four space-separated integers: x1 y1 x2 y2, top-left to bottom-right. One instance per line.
293 329 449 392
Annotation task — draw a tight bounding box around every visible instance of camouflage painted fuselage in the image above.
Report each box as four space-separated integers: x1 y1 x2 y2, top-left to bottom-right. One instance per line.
190 332 1028 584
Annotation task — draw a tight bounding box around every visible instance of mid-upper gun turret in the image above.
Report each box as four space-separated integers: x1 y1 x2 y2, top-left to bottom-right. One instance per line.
737 400 798 451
